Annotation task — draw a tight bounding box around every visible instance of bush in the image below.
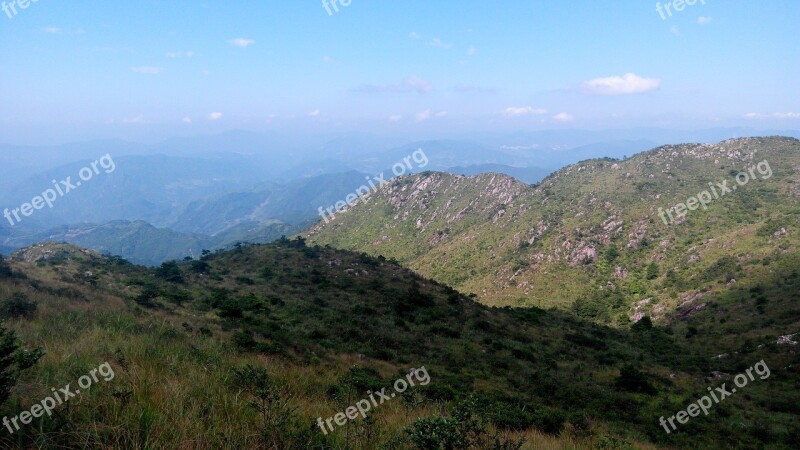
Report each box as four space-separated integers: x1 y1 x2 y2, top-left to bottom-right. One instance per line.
155 261 184 283
134 285 160 307
233 331 257 351
532 407 566 434
631 316 653 331
406 398 525 450
0 293 37 319
0 322 43 406
615 365 656 395
190 260 210 274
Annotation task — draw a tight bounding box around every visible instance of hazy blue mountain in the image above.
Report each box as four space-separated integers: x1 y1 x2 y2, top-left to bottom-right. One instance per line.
1 220 214 265
169 171 371 235
0 154 267 229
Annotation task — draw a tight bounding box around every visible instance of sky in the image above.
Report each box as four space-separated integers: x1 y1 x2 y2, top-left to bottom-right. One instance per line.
0 0 798 145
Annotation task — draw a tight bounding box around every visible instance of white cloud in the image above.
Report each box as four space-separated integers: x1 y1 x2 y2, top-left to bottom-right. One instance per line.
697 16 713 25
745 112 800 119
322 55 334 63
670 25 681 36
467 45 477 56
409 31 421 40
416 110 431 122
435 111 448 118
229 38 255 48
553 112 574 122
426 38 452 49
405 75 433 94
166 51 196 58
389 115 403 122
582 73 661 95
352 76 432 94
122 116 144 124
130 66 163 74
209 112 223 121
504 106 547 117
182 117 192 124
42 27 61 34
309 109 321 117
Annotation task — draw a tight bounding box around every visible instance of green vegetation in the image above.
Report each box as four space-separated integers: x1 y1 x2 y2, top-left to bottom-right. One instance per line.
0 240 796 448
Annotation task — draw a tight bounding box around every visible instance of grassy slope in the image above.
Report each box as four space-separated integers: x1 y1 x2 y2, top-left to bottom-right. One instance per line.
304 138 800 327
0 244 791 448
0 242 796 448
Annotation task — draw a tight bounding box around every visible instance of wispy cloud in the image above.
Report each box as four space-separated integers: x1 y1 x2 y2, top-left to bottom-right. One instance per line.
408 31 421 40
697 16 713 25
670 25 681 36
553 112 575 122
504 106 547 117
454 84 496 94
416 110 432 122
352 75 433 94
182 117 192 124
388 115 403 122
166 51 196 58
309 109 321 117
228 38 255 48
582 73 661 95
42 27 61 34
467 45 477 56
435 111 448 118
209 112 223 121
745 112 800 119
130 66 163 75
122 115 144 124
426 38 452 49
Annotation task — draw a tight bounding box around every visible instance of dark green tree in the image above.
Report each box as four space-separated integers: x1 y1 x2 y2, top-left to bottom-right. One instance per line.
0 322 43 406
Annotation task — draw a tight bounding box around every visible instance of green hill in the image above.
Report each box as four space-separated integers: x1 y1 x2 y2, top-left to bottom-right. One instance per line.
0 241 796 448
304 137 800 320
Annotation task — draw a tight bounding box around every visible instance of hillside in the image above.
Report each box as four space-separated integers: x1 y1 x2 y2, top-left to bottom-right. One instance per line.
304 137 800 320
1 242 796 448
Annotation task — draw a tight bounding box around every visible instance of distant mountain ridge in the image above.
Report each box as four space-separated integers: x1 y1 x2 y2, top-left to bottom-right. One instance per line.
305 137 800 324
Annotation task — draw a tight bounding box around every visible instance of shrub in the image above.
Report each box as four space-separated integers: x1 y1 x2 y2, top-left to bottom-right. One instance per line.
155 261 184 283
532 407 566 434
233 331 257 351
0 293 37 319
190 260 210 274
406 398 525 450
615 365 656 395
135 285 160 307
0 322 43 406
631 316 653 331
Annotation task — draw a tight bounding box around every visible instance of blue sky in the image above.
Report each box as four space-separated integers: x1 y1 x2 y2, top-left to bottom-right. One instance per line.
1 0 798 144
